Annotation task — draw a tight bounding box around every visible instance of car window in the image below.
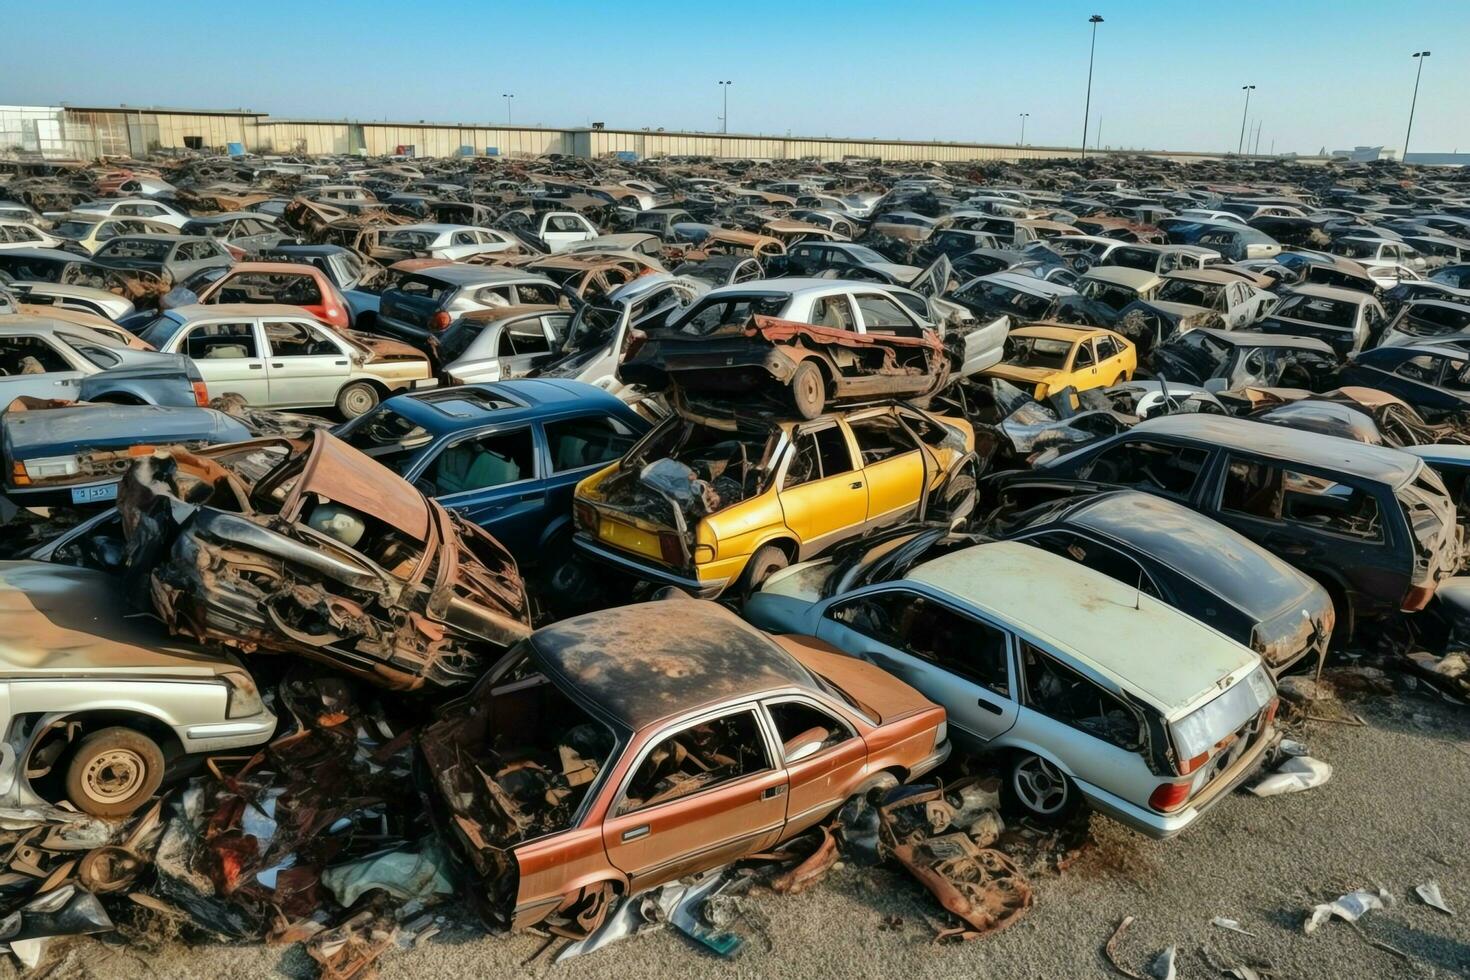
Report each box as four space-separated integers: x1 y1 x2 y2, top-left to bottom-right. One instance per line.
1020 641 1141 750
514 282 561 306
783 425 854 487
183 322 258 360
452 231 477 246
1220 456 1383 540
853 293 915 332
848 415 916 465
1096 336 1119 359
618 709 771 814
497 319 552 357
336 407 431 475
1074 339 1096 367
1077 441 1207 499
810 295 856 330
426 428 536 495
216 272 322 306
544 414 637 472
827 589 1010 696
1393 354 1442 384
1020 531 1161 597
1 336 71 374
546 215 585 233
1442 358 1470 393
765 700 853 761
265 320 336 357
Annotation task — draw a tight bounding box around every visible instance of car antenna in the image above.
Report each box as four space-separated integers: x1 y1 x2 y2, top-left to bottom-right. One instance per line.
1134 566 1143 611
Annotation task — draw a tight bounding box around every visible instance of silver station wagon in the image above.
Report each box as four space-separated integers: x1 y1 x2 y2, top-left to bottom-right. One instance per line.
745 540 1279 838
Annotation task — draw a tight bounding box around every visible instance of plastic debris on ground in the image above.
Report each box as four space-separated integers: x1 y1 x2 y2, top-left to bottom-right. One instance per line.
1211 916 1256 936
1247 754 1333 797
1415 881 1454 915
1303 887 1394 934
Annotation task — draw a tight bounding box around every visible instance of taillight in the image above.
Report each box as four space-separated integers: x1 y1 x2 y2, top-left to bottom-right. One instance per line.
1177 751 1210 776
1261 697 1279 728
11 462 30 487
192 380 209 406
1148 780 1192 813
658 531 685 565
1402 583 1435 611
430 311 452 331
574 501 599 533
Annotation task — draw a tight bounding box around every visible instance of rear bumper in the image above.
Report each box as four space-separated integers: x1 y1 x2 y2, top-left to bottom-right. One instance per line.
573 531 729 597
183 712 279 752
1080 725 1276 840
3 478 119 509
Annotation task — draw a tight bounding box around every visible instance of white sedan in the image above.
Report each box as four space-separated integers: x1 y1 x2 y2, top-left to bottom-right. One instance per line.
138 303 437 418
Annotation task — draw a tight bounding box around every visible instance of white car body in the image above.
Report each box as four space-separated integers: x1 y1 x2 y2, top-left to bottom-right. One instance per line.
377 223 518 261
538 211 601 252
58 199 189 229
0 219 61 250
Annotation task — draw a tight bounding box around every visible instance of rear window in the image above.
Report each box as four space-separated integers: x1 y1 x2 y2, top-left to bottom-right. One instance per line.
396 275 450 301
137 312 186 349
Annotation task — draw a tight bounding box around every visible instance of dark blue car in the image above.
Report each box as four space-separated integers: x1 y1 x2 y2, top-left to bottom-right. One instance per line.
332 380 649 563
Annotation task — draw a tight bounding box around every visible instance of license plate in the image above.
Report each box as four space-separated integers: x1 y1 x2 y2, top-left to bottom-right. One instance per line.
70 483 118 504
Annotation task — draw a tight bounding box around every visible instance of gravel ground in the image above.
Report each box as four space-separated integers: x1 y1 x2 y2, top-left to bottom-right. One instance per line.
42 688 1470 980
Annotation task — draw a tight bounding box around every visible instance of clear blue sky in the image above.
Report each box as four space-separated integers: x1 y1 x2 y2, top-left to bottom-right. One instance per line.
3 1 1465 154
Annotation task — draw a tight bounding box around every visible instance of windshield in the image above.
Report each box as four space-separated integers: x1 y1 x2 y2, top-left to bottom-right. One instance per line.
672 293 787 335
1336 240 1379 259
335 406 433 475
563 305 622 352
1156 278 1222 308
1273 294 1356 328
1079 280 1138 310
955 280 1052 319
52 220 98 240
1158 330 1231 374
97 239 170 262
1005 335 1073 369
841 244 889 264
1109 247 1155 270
380 230 438 249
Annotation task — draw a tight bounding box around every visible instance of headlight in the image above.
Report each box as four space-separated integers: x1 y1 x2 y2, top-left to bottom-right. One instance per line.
221 671 265 719
934 719 948 748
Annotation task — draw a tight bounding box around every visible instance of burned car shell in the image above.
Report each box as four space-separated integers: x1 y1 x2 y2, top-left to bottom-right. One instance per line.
1149 329 1338 390
421 598 948 932
998 490 1332 676
993 414 1459 635
0 561 276 813
116 430 532 690
745 541 1277 839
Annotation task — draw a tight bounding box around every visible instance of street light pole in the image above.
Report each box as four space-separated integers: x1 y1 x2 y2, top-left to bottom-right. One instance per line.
1081 14 1103 159
1019 112 1029 146
1237 85 1255 155
1404 51 1431 162
501 93 514 125
718 81 732 134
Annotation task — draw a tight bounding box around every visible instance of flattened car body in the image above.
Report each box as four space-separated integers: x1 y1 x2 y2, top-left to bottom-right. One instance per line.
116 430 531 689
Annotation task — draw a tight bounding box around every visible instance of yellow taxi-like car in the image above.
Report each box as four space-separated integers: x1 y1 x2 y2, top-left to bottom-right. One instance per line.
572 403 977 597
982 323 1136 401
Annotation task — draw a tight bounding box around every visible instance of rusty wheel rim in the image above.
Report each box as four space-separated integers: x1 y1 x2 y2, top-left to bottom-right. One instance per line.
81 749 146 804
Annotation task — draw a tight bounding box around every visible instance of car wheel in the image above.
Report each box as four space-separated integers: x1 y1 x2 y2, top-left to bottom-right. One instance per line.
1005 753 1078 823
790 361 826 420
336 381 380 419
739 544 789 596
64 727 165 818
851 770 899 802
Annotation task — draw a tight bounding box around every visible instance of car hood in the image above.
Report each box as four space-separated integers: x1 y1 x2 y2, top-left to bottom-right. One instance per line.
983 363 1058 386
345 331 426 362
776 633 936 724
3 403 249 459
1144 299 1212 320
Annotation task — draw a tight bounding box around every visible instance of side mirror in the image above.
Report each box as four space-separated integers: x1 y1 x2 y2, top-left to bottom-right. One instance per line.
785 740 824 763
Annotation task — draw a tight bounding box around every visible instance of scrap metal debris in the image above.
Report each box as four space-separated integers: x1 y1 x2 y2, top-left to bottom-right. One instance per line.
1415 881 1454 915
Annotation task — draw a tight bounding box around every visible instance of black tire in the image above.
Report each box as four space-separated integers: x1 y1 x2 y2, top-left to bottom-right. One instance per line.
64 727 165 818
1002 752 1079 824
336 380 380 419
739 544 789 596
790 361 826 420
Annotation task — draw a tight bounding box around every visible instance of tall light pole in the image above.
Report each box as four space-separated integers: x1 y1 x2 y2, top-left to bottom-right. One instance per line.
718 81 732 134
501 93 514 125
1404 51 1431 162
1236 85 1255 155
1081 14 1103 159
1018 112 1029 146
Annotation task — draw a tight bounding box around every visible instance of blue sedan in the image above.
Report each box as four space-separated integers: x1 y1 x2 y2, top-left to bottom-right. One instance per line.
332 379 649 563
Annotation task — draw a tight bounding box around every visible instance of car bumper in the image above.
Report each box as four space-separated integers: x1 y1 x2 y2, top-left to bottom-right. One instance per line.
908 739 952 781
1079 725 1276 840
3 478 119 508
573 532 729 597
183 711 278 752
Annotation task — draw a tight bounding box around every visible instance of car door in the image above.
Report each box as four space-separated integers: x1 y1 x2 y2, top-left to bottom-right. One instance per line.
541 214 586 252
411 425 544 554
262 317 348 407
601 706 787 892
0 334 88 400
846 413 925 527
778 422 868 555
440 230 480 261
176 319 270 403
493 316 561 379
762 697 867 839
540 412 641 524
815 586 1018 745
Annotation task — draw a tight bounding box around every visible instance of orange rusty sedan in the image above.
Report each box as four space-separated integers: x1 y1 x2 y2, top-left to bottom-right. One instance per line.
420 596 949 936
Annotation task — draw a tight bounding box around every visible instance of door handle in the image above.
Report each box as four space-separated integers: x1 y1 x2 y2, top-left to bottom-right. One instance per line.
270 362 284 368
334 359 348 366
620 825 649 842
849 481 864 489
517 491 541 501
248 363 263 370
976 696 1005 715
762 785 786 799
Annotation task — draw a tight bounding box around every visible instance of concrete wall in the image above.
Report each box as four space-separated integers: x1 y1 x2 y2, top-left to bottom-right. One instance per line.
1 104 1306 165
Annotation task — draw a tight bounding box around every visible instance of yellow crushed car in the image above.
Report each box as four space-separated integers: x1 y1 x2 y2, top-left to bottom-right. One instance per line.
573 403 977 596
982 323 1136 401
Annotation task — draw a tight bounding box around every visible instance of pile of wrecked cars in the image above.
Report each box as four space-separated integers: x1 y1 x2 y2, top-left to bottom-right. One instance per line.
2 147 1470 972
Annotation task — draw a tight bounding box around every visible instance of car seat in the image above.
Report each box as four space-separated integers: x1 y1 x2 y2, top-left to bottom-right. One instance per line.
434 443 522 494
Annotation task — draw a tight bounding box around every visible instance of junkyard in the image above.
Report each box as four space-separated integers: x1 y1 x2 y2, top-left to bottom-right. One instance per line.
4 13 1470 975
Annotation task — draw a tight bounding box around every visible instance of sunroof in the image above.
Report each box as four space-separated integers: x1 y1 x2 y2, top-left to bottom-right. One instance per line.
418 388 522 417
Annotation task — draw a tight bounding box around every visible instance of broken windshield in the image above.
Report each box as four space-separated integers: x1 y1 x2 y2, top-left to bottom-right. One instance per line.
1156 279 1223 308
1005 335 1073 369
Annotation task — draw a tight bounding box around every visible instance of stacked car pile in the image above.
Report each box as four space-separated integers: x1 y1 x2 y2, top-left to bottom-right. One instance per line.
2 148 1470 971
